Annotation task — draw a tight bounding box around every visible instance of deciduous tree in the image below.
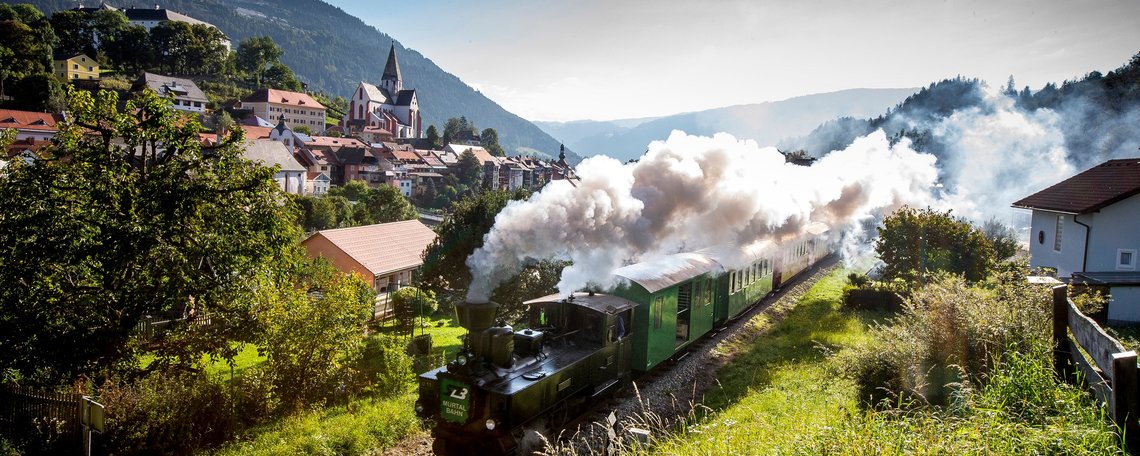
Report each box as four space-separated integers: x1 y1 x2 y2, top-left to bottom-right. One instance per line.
0 89 299 384
875 206 996 285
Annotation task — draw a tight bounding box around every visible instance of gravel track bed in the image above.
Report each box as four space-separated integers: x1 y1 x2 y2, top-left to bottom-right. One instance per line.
389 255 840 455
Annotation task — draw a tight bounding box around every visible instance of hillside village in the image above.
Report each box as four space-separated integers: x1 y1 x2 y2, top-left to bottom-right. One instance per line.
4 2 1140 456
2 3 577 214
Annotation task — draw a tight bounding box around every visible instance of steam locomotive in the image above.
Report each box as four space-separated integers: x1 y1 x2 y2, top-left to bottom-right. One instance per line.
415 226 832 455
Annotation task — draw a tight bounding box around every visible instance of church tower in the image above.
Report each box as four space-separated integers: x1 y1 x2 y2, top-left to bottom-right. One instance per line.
379 44 403 96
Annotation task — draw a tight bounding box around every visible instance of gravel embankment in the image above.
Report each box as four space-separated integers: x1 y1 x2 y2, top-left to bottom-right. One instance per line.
388 255 840 455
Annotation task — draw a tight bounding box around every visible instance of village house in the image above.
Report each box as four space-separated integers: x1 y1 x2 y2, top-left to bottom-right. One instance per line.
134 73 208 113
342 45 422 139
123 4 231 49
240 89 327 132
306 172 330 195
241 139 307 195
301 220 437 293
0 109 64 142
53 53 99 82
1013 157 1140 323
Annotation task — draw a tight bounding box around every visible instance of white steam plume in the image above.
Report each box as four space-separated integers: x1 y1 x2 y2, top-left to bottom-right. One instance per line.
465 130 938 301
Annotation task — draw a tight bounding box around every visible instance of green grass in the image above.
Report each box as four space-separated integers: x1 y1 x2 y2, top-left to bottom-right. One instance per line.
211 393 420 456
204 343 266 379
636 264 1121 455
651 267 880 454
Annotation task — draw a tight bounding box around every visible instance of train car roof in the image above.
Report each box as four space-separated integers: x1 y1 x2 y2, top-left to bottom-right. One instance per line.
613 252 722 293
523 292 637 314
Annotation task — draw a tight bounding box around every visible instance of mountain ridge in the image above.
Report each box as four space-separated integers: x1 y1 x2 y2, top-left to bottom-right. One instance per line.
536 88 918 162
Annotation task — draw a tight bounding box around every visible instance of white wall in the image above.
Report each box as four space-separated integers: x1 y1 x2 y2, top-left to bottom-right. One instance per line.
1085 193 1140 272
1107 286 1140 323
1028 209 1087 276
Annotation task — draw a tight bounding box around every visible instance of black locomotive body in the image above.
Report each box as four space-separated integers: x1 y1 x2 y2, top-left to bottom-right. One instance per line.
417 294 636 455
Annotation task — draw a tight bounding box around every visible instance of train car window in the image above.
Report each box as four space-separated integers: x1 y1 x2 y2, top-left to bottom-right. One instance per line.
694 280 702 307
706 278 713 305
653 296 663 329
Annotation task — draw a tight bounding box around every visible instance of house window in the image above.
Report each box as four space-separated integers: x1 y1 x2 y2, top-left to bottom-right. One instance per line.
1120 249 1137 271
1054 215 1064 252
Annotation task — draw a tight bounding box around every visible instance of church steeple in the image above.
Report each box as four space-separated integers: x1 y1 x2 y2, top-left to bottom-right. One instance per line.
380 44 403 95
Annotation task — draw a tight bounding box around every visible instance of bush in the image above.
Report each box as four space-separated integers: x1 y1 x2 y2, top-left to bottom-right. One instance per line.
96 371 239 455
357 335 415 396
841 267 1053 408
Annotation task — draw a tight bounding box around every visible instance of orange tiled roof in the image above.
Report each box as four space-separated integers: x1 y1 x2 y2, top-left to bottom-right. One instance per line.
305 220 437 276
0 109 63 131
242 89 326 110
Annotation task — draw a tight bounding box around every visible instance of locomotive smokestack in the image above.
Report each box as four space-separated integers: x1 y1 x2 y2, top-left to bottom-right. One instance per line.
454 299 499 334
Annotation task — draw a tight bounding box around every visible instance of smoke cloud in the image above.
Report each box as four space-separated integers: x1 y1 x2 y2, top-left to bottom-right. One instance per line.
466 130 938 301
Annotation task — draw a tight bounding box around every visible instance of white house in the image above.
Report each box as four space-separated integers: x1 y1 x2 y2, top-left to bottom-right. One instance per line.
136 73 208 113
242 140 307 195
306 172 330 195
1013 157 1140 323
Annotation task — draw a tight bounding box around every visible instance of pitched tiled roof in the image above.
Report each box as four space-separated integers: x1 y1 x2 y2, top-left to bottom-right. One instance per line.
305 136 367 149
240 125 273 140
242 89 325 110
306 220 437 276
0 109 63 131
359 82 390 104
1012 158 1140 214
139 72 208 103
395 89 416 106
390 149 421 162
242 140 306 172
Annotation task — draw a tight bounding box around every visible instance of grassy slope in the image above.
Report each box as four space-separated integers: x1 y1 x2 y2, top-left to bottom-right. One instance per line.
204 316 466 455
653 267 882 453
650 266 1120 455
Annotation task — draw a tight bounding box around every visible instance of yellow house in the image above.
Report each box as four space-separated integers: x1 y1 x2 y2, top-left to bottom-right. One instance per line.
53 54 99 82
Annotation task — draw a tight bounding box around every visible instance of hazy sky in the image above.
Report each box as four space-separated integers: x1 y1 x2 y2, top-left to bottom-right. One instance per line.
327 0 1139 122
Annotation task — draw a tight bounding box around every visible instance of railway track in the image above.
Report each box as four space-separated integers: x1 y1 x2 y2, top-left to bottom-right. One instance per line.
388 255 841 456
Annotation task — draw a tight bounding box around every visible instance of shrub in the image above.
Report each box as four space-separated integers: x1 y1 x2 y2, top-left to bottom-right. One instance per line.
841 267 1053 408
358 335 415 397
96 371 238 455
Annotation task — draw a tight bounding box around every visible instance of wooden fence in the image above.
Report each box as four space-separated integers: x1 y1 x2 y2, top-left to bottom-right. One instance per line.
0 384 82 451
1052 284 1139 448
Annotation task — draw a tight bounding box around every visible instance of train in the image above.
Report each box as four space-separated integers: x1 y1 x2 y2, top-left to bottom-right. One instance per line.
415 224 833 455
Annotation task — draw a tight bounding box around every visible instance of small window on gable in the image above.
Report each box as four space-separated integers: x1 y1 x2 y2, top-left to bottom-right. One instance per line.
1119 249 1137 271
1054 215 1064 252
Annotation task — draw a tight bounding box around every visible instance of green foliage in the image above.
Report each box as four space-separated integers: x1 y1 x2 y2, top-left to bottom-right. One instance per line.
296 194 338 231
12 72 65 112
443 116 476 142
212 393 420 456
0 5 54 101
840 267 1053 408
358 335 414 396
424 124 441 149
263 61 301 91
95 371 240 455
352 183 418 225
148 21 229 76
481 127 504 156
418 189 563 323
235 35 282 86
454 149 483 189
254 256 375 410
329 178 369 201
0 88 299 385
391 286 439 336
875 206 996 284
982 217 1020 261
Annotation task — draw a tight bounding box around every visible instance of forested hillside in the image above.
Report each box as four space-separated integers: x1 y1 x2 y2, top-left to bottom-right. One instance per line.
14 0 579 160
781 52 1140 169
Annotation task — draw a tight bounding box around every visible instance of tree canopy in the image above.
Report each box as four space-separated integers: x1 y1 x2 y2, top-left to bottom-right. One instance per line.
874 206 997 285
0 89 300 384
419 189 563 322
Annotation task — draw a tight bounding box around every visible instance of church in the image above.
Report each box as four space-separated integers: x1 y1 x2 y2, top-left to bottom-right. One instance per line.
343 44 422 139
